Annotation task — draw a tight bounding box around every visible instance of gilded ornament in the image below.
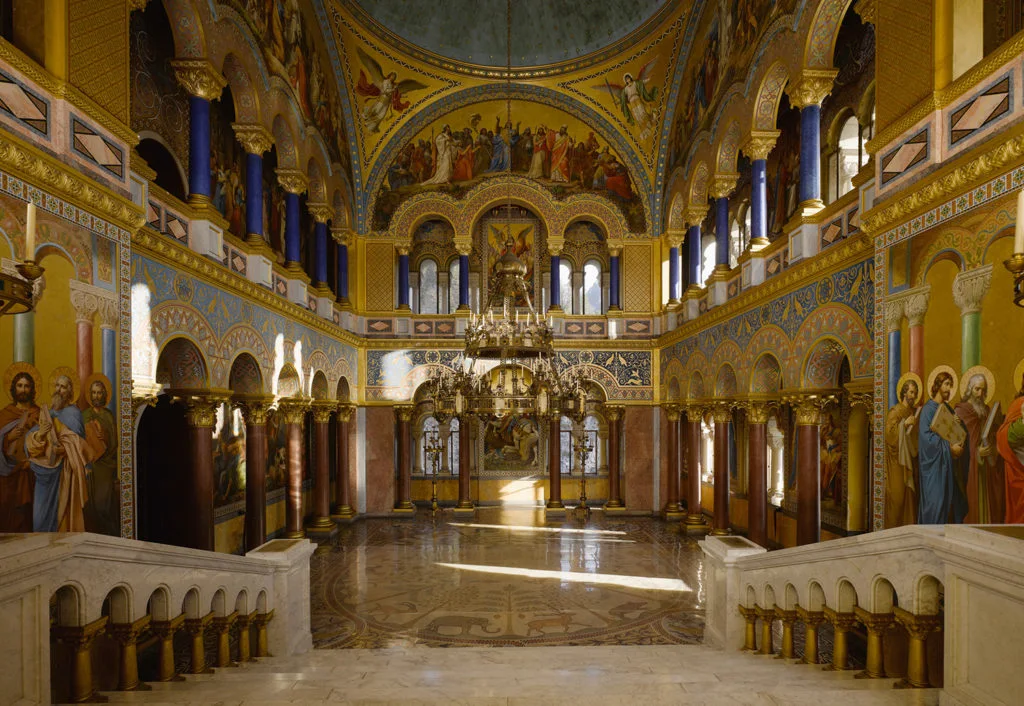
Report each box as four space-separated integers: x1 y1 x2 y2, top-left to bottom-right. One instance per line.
278 399 311 425
232 124 274 156
664 229 686 248
336 403 356 423
710 402 732 425
331 228 351 247
893 606 941 640
275 169 309 196
394 404 415 422
684 404 705 423
743 131 780 162
684 205 708 228
603 404 624 422
784 391 838 426
233 394 274 426
311 400 335 424
170 59 228 101
743 401 773 424
709 174 739 200
854 0 876 25
789 70 838 108
661 403 680 422
307 202 333 224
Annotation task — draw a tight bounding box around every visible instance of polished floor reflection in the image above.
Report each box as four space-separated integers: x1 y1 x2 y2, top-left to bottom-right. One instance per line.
310 508 706 648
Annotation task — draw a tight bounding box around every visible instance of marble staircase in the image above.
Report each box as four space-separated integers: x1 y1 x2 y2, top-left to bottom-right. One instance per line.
89 644 940 705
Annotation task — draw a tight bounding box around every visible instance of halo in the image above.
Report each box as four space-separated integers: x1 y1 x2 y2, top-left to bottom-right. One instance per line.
960 365 996 406
895 372 923 404
1014 358 1024 396
83 373 113 406
48 366 81 405
926 365 959 403
3 362 41 402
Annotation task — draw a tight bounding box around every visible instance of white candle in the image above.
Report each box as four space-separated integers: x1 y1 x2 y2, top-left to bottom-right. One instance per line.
25 202 36 260
1016 189 1024 254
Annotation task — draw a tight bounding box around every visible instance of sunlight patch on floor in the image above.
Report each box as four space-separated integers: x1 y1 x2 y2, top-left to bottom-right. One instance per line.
436 562 692 592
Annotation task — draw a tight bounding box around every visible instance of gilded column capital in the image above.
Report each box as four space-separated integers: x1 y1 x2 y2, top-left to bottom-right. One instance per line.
233 394 275 425
789 69 838 109
738 604 758 620
97 298 119 329
603 404 624 422
149 614 185 639
684 404 705 424
108 615 152 645
684 205 709 229
661 403 681 422
311 400 335 424
710 174 739 200
275 168 309 195
854 0 876 25
278 398 311 424
824 607 857 631
170 59 228 101
211 612 238 633
775 608 798 624
843 380 873 410
171 389 231 428
396 243 411 257
547 238 565 256
454 240 473 256
183 613 214 637
854 606 896 634
902 285 932 326
330 227 349 246
754 606 775 622
711 401 733 425
307 202 333 224
336 403 355 423
743 131 781 161
664 229 686 248
952 264 993 315
395 404 415 422
128 0 151 11
607 239 624 257
884 299 905 332
251 609 274 628
232 123 274 156
893 606 942 640
783 391 838 426
53 616 109 650
796 606 827 628
742 400 773 424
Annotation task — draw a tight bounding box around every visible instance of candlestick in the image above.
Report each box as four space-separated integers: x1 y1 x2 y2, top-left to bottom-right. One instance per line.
25 201 36 259
1015 189 1024 254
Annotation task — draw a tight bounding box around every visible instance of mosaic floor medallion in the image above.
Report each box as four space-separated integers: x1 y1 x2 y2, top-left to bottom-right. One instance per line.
311 508 706 649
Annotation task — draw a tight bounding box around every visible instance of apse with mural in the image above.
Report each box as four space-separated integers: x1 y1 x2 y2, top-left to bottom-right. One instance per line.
0 195 122 537
881 197 1024 529
669 0 799 170
372 100 645 233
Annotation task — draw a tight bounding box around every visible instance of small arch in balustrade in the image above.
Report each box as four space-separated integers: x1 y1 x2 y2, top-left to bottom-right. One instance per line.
235 589 249 616
915 574 943 616
783 583 799 611
52 583 85 628
182 587 202 619
762 584 777 610
806 581 826 612
256 589 268 614
745 585 757 609
835 578 858 613
211 588 228 617
147 586 173 622
871 577 899 613
101 584 133 624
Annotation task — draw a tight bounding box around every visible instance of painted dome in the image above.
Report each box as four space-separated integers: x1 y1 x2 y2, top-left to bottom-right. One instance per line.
350 0 671 68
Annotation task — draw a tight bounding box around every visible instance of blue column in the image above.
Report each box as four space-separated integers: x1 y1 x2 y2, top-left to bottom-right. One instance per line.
102 327 116 412
458 254 469 309
609 252 621 310
397 251 410 309
888 329 902 408
751 159 768 243
687 225 701 288
337 240 349 303
314 221 328 285
668 246 680 302
549 254 561 310
188 96 211 201
716 196 730 268
284 192 300 266
799 104 822 205
245 152 263 239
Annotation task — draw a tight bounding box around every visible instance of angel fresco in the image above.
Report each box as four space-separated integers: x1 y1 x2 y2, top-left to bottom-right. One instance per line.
355 47 428 133
593 60 660 142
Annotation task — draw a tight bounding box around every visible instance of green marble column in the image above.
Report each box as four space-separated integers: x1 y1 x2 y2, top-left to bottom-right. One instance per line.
13 313 34 363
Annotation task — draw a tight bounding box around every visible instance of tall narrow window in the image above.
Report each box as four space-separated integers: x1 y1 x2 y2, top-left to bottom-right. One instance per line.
582 259 602 315
835 116 860 200
420 416 439 474
448 417 460 476
560 415 573 475
701 235 717 284
583 415 599 475
418 259 438 314
559 260 574 314
448 259 460 314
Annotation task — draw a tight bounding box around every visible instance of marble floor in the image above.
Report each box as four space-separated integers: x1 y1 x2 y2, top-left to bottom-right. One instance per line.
309 508 706 648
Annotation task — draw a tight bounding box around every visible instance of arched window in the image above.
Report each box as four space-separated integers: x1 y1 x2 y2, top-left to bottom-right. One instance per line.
419 415 440 474
828 115 867 203
418 259 438 315
582 259 602 315
583 415 599 475
448 416 460 476
729 203 751 267
701 234 717 284
559 415 573 475
558 260 574 314
448 259 460 314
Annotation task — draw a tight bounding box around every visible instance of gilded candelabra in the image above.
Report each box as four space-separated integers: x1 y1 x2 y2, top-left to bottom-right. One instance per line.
424 427 444 514
573 427 593 521
1 203 44 316
1006 253 1024 308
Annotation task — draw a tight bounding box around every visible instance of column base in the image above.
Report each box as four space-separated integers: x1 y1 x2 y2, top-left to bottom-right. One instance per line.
547 305 563 313
392 504 416 517
604 503 626 515
336 296 352 310
282 529 306 539
396 304 412 312
607 305 622 313
456 304 471 312
331 507 356 523
452 504 476 516
683 515 710 534
188 193 212 208
662 503 684 521
544 505 567 520
710 527 732 536
305 520 337 538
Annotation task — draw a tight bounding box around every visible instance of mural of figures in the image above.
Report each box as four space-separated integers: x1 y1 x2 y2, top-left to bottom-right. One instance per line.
819 408 843 503
999 360 1024 523
481 205 540 306
213 404 248 506
355 47 428 134
211 87 247 237
592 59 661 142
956 366 1004 523
373 100 646 232
918 366 969 524
0 196 121 536
884 372 921 527
266 408 288 493
766 100 800 238
229 0 350 171
484 415 540 470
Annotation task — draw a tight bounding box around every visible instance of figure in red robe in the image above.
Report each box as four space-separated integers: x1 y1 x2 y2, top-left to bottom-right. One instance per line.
999 384 1024 523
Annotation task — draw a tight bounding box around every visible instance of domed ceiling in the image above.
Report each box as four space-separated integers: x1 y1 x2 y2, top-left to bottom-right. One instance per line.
347 0 672 69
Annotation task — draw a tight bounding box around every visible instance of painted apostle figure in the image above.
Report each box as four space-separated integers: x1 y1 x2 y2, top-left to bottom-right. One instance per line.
955 372 1004 523
918 372 969 524
355 48 428 133
884 378 919 527
593 60 660 142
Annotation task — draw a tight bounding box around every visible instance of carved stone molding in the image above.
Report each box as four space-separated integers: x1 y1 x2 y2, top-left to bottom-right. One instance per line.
884 299 905 332
97 298 119 329
901 285 932 327
311 400 335 424
710 401 733 425
952 264 993 315
232 124 274 156
69 288 99 324
170 59 228 101
331 227 352 247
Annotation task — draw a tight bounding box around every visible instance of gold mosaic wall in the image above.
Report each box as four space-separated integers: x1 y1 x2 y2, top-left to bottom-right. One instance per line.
365 241 396 312
876 0 932 135
69 0 130 123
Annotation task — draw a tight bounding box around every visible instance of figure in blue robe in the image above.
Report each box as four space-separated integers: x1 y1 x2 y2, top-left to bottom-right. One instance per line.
27 404 85 532
488 119 518 173
918 398 969 524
